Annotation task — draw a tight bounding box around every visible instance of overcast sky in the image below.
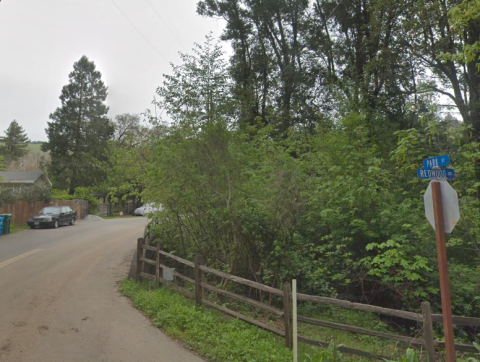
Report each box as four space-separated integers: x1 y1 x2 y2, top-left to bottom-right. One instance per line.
0 0 227 141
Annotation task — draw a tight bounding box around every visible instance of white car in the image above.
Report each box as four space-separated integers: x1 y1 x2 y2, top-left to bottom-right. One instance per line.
133 203 162 216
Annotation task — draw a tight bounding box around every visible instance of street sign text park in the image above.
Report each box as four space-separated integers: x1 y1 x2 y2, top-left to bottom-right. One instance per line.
423 155 450 169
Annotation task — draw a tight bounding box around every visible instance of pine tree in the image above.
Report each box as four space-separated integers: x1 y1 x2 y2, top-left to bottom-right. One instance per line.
0 120 30 162
42 55 113 194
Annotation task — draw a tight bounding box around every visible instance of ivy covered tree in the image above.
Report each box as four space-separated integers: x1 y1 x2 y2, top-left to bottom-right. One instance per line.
42 55 113 194
0 120 30 162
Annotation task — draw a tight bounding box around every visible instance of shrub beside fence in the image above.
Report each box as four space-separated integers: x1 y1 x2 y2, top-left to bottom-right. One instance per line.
0 200 89 224
136 237 480 361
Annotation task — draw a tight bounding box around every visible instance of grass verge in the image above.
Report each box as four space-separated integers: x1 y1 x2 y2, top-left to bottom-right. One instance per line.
101 215 137 219
119 279 293 362
119 279 404 362
119 279 480 362
10 223 30 233
119 279 417 362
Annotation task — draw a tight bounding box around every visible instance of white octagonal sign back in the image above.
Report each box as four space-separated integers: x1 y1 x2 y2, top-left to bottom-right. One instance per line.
423 180 460 234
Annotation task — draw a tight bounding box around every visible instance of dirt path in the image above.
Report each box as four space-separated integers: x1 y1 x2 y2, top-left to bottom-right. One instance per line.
0 218 204 362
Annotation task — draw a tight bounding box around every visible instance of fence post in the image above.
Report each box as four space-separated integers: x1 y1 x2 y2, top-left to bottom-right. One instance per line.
292 279 298 362
155 243 160 288
137 238 143 281
422 301 436 362
194 256 203 306
283 282 292 349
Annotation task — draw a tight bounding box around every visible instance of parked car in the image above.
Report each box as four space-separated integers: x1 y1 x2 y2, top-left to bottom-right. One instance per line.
27 206 77 229
134 203 162 216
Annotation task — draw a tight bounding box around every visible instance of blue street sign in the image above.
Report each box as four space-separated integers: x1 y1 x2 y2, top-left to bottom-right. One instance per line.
423 155 450 169
417 168 455 180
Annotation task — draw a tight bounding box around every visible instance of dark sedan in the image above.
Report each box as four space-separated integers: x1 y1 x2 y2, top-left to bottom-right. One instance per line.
27 206 77 229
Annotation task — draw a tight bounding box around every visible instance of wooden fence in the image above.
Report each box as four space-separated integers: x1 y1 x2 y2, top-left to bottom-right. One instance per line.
136 238 480 361
0 200 89 224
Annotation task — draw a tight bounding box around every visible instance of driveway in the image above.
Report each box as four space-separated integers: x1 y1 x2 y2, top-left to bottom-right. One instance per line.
0 217 204 362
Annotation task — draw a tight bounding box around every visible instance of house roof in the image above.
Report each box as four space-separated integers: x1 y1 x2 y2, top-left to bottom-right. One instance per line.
0 171 52 186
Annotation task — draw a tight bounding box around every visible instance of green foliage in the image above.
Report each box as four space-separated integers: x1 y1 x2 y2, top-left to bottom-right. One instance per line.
296 305 407 359
119 279 292 362
74 187 99 214
0 185 51 205
142 86 479 319
18 185 52 202
154 34 235 130
0 120 30 162
51 189 71 199
102 113 154 207
0 188 16 205
10 223 30 233
383 348 420 362
112 113 144 149
42 55 113 194
52 187 99 214
406 0 480 138
115 3 480 344
463 342 480 362
0 156 3 199
304 341 344 362
446 0 480 67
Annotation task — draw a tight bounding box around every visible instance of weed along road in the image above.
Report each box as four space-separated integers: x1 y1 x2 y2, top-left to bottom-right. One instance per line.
0 217 205 362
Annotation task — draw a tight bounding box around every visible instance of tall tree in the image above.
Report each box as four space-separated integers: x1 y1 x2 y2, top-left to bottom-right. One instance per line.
112 113 146 149
42 55 113 194
0 120 30 162
198 0 311 134
197 0 419 138
403 0 480 137
102 113 152 203
155 35 235 131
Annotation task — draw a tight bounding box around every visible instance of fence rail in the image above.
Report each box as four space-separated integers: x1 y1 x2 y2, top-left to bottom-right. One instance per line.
136 237 480 361
0 199 89 224
296 293 423 322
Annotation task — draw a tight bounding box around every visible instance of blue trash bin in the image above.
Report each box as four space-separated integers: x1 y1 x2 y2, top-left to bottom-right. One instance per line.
0 217 4 236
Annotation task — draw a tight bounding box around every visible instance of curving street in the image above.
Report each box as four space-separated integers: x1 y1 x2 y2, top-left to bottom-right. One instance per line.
0 217 204 362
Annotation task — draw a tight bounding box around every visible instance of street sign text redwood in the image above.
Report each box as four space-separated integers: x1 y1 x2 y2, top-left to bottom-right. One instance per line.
417 169 455 180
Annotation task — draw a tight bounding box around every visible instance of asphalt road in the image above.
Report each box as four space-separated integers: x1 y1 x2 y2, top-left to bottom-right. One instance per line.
0 217 204 362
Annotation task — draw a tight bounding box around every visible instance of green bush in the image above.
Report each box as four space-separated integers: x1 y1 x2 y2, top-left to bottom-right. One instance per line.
0 185 52 205
0 187 17 205
384 349 420 362
74 187 99 214
51 189 72 199
19 185 52 202
464 342 480 362
304 341 344 362
52 187 99 214
384 345 480 362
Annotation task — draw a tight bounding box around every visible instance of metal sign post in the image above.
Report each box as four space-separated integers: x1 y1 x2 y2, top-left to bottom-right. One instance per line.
432 182 456 362
418 155 458 362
